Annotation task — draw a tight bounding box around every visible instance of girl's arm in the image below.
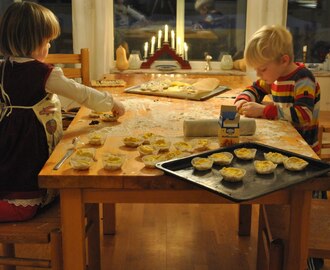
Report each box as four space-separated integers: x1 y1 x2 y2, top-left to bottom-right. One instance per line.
45 67 119 113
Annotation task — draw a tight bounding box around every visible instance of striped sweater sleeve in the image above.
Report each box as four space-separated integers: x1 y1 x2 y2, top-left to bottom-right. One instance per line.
235 80 271 103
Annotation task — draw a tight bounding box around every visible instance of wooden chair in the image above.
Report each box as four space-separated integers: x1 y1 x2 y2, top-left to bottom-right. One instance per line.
45 48 90 86
256 199 330 270
318 124 330 161
0 201 62 270
0 201 100 270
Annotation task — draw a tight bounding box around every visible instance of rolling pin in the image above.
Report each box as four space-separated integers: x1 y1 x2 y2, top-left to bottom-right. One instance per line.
183 118 256 137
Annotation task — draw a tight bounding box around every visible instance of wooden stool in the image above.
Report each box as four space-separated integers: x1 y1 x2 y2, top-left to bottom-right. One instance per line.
256 199 330 270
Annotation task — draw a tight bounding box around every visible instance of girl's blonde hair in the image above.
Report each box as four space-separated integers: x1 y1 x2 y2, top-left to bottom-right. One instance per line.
0 2 60 57
244 25 294 68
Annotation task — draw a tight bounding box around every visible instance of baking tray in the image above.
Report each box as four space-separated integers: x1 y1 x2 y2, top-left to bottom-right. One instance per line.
124 85 230 101
156 142 330 202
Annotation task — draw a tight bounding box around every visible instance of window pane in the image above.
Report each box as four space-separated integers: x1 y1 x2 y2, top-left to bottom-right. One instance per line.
114 0 177 59
287 0 330 63
114 0 246 62
185 0 246 61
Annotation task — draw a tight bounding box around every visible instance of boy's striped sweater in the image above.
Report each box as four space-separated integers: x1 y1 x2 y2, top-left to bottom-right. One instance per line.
236 63 320 154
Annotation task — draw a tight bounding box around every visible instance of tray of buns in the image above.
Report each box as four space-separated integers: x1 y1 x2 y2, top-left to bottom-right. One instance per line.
155 142 330 202
124 78 229 101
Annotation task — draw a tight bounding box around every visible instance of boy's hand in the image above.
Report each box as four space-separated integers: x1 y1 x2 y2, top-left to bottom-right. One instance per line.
240 102 265 118
112 100 125 117
235 99 248 114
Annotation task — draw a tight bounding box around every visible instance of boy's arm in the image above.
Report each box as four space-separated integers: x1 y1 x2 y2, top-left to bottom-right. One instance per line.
235 80 271 103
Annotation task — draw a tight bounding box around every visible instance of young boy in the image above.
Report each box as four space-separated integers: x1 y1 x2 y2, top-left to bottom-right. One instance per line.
235 25 323 270
235 25 320 155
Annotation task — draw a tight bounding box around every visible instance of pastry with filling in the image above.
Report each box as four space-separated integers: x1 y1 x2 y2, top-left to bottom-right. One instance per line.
76 148 96 159
70 156 92 170
283 156 309 171
138 145 157 156
88 132 106 145
150 138 171 152
142 154 162 168
191 157 213 171
191 138 210 152
219 167 246 182
160 150 186 161
173 141 194 153
208 152 233 165
254 160 277 174
264 152 287 164
100 112 118 122
234 148 257 160
103 153 125 171
123 136 144 147
140 132 158 144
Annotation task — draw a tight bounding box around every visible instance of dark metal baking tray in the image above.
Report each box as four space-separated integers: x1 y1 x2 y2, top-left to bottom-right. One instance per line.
124 84 230 101
156 142 330 202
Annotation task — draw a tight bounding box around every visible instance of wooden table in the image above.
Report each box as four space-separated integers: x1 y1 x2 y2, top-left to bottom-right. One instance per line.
39 74 329 270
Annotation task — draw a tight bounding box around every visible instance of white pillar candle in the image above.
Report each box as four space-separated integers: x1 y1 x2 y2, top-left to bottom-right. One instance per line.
303 45 307 53
184 42 188 61
151 36 156 55
171 30 175 49
144 42 148 58
164 25 168 43
157 30 162 49
176 37 181 55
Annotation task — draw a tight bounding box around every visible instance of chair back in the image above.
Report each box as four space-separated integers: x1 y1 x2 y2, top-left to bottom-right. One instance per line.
318 124 330 161
45 48 90 86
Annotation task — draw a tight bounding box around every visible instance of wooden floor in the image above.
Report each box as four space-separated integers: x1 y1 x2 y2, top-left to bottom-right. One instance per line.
2 203 330 270
101 204 258 270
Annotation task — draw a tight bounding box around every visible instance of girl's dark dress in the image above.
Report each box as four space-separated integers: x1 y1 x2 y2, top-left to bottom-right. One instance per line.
0 59 53 200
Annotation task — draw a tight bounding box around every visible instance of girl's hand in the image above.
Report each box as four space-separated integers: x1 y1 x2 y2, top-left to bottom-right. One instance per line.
112 100 125 117
240 102 265 118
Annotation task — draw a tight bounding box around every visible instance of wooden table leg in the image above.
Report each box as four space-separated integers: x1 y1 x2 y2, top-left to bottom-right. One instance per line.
60 189 86 270
238 204 252 236
86 203 101 270
102 203 116 235
285 189 312 270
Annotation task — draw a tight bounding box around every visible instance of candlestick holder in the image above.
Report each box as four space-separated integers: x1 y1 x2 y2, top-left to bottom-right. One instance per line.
141 43 191 69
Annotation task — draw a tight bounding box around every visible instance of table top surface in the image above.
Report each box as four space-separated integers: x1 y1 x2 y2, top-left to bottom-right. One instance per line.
38 74 317 189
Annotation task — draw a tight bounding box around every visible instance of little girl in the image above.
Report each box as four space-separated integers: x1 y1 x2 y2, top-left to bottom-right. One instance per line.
0 2 125 222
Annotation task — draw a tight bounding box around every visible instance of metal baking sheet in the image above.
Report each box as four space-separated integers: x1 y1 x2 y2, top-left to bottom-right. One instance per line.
156 142 330 202
124 84 230 101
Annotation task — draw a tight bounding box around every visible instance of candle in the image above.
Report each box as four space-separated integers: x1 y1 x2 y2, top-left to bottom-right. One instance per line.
184 42 188 61
176 37 181 55
303 45 307 53
164 25 168 43
144 42 148 58
157 30 162 49
151 36 156 55
171 30 175 49
303 45 307 63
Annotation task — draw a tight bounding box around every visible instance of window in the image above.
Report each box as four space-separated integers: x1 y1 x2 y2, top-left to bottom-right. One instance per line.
287 0 330 63
113 0 246 61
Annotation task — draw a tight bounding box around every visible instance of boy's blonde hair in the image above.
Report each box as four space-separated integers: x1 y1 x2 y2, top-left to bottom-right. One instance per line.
0 2 60 57
244 25 294 68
